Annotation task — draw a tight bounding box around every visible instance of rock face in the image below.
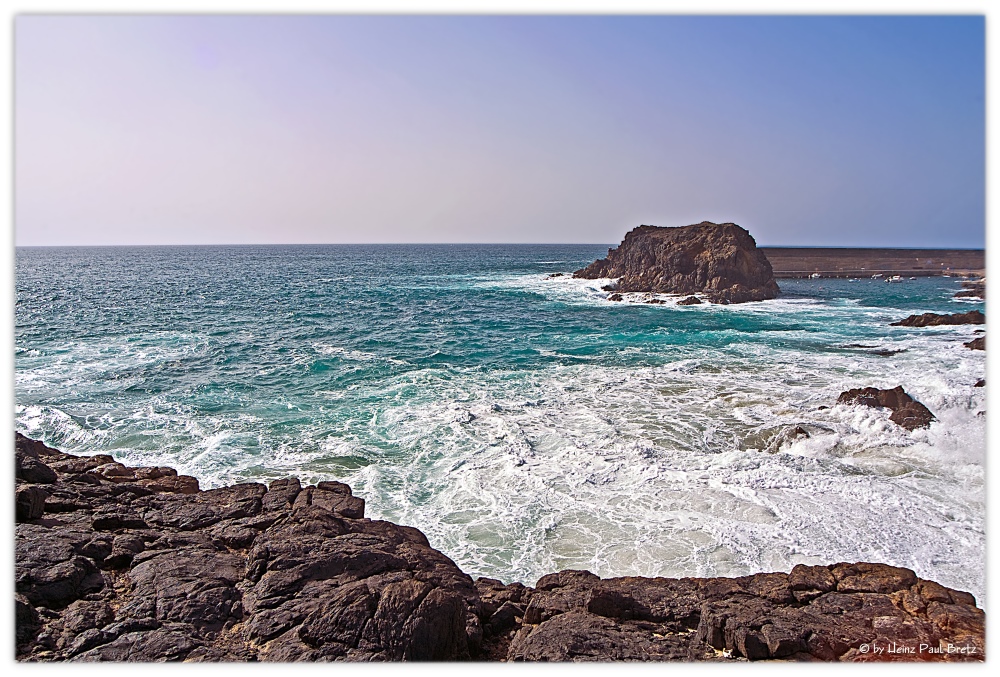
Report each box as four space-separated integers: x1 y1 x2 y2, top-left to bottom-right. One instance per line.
496 564 984 662
574 222 779 304
890 310 984 327
837 386 935 430
15 433 984 662
15 433 480 662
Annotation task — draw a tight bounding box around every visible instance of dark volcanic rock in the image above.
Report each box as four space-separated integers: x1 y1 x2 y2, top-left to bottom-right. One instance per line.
837 386 935 430
573 222 779 304
677 296 702 305
836 386 935 430
955 279 985 299
891 310 984 327
14 434 984 662
965 336 985 351
508 565 983 662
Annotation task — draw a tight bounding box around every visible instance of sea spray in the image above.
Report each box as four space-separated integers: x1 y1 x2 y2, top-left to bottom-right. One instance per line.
15 244 985 600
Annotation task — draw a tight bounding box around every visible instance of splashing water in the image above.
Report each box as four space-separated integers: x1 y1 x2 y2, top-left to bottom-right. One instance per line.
15 244 985 600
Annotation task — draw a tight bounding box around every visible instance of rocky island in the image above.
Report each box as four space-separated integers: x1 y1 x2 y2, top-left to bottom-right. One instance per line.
573 221 780 304
15 433 985 662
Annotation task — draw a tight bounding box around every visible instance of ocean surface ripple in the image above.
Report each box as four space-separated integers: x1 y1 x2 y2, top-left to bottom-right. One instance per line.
15 244 986 601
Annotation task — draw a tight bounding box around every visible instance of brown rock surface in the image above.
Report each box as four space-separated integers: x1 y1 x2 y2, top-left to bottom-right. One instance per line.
837 386 935 430
15 433 983 662
965 336 985 351
890 310 984 327
574 222 779 304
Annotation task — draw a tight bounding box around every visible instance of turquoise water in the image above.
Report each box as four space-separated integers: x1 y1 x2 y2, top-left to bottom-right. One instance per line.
15 245 986 600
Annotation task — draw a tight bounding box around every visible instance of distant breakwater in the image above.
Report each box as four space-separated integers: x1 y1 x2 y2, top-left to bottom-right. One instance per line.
761 247 985 279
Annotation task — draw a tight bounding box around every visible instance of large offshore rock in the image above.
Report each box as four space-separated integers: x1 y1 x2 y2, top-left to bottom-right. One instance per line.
573 222 779 303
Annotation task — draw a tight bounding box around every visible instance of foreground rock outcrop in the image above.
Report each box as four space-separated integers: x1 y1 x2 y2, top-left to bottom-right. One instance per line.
890 310 984 327
573 222 779 304
837 386 935 430
15 433 983 662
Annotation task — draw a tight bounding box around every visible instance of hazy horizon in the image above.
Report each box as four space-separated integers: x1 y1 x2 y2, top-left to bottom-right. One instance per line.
15 15 985 248
12 241 989 250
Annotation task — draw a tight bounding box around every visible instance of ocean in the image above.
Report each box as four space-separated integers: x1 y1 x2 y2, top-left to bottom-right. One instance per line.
14 244 986 602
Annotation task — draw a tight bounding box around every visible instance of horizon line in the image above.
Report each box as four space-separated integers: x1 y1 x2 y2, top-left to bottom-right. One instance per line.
13 243 987 250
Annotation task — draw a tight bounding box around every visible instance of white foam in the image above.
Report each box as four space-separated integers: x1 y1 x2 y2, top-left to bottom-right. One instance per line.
15 278 985 601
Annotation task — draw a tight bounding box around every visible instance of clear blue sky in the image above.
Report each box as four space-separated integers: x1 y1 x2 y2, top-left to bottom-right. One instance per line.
15 14 985 247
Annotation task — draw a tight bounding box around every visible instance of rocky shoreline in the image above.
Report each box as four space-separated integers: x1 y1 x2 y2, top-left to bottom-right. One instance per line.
15 433 985 662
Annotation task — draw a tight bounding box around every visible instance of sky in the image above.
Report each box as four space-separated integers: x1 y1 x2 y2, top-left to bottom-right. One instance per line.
14 14 985 247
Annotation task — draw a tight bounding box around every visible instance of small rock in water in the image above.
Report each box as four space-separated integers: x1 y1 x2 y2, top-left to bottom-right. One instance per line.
608 293 623 302
837 386 935 430
974 379 985 388
965 336 985 351
677 296 702 305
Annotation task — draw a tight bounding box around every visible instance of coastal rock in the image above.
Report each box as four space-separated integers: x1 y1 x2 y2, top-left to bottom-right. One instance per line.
507 565 983 662
677 296 702 305
890 310 984 327
14 434 984 662
573 222 779 304
837 386 935 430
14 434 481 662
965 336 985 351
954 279 985 300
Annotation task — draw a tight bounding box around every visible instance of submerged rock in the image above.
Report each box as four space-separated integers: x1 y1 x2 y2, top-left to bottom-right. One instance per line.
14 433 984 662
765 425 811 453
573 222 779 304
837 386 935 430
890 310 984 327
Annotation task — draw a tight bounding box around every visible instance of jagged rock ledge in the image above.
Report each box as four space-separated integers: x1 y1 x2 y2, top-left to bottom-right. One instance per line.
573 222 780 304
890 310 985 327
15 433 984 662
